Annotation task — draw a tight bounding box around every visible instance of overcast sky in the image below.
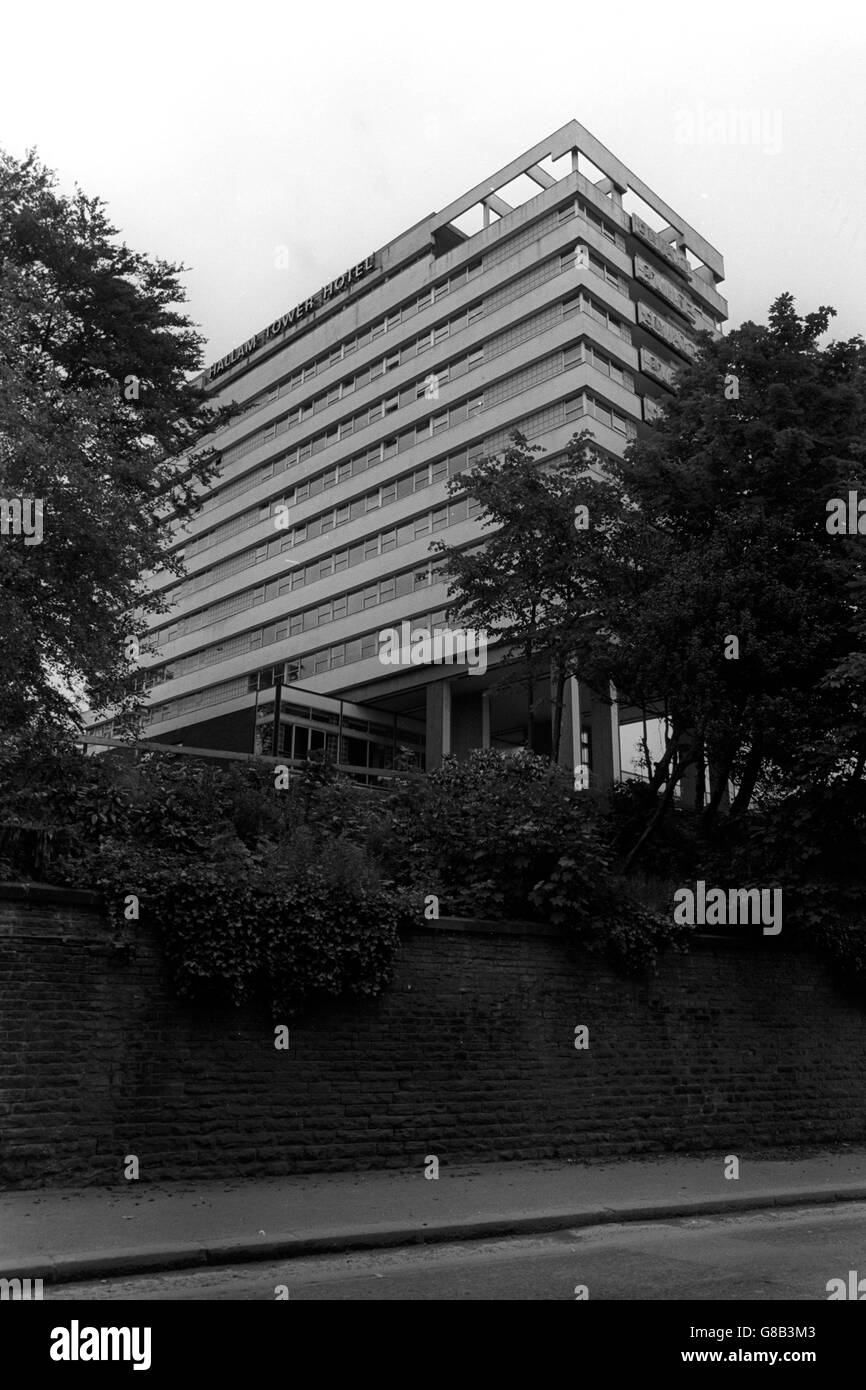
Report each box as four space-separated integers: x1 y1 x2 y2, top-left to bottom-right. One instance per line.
3 0 864 367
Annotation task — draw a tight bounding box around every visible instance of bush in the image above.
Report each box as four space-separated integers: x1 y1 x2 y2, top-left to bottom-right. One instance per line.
70 829 414 1019
0 743 416 1017
391 749 685 971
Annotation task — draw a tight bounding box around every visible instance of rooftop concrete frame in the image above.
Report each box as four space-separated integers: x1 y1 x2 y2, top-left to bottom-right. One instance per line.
430 119 725 285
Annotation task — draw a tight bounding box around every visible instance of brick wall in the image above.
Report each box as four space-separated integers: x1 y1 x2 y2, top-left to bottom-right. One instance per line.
2 885 865 1187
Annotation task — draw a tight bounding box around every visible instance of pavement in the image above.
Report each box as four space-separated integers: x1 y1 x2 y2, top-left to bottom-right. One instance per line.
3 1148 866 1286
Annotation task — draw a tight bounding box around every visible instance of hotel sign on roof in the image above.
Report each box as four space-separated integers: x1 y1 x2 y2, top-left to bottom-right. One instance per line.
208 253 378 381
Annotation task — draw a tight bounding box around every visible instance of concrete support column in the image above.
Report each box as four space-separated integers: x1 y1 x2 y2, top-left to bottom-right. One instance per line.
576 680 621 791
481 690 491 749
425 679 451 769
451 687 484 760
709 761 731 813
679 759 699 808
556 673 581 771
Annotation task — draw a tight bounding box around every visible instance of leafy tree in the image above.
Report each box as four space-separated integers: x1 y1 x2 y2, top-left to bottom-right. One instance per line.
431 430 619 759
433 297 866 867
602 294 866 847
0 149 234 732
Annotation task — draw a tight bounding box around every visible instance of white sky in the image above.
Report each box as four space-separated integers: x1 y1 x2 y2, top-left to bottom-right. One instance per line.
2 0 864 366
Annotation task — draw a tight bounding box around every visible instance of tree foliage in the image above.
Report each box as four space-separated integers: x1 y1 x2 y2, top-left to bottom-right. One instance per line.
435 295 866 859
0 149 234 731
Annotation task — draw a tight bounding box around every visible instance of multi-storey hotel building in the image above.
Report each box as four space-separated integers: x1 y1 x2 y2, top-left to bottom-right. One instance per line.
88 120 727 782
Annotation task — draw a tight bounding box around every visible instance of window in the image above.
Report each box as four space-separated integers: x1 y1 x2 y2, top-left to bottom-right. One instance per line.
366 492 381 512
467 396 484 417
384 396 399 415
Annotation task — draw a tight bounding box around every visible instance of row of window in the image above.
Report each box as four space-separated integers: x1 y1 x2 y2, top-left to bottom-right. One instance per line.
151 391 632 670
170 449 468 609
183 331 587 560
144 556 452 688
172 398 574 614
151 489 486 657
210 241 598 486
167 341 637 624
229 198 586 426
142 606 455 726
225 189 630 436
198 250 630 533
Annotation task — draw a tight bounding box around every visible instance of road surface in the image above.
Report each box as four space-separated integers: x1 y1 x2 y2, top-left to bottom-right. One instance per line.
45 1201 866 1300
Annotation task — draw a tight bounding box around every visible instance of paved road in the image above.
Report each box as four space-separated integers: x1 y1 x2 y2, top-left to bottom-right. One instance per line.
46 1202 866 1300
